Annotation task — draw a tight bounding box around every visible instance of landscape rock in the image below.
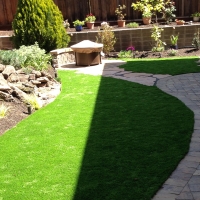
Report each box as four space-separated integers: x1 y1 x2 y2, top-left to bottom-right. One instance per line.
2 65 15 79
0 64 5 72
0 64 60 107
7 73 19 83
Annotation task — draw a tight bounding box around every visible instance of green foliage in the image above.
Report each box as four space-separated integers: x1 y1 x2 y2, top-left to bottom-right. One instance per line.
118 50 134 58
151 25 166 52
170 33 179 45
115 4 126 20
167 49 178 56
0 104 10 118
0 43 51 71
191 12 200 17
12 0 70 52
131 0 164 15
25 94 41 110
73 20 85 27
192 28 200 50
96 24 116 56
162 0 176 23
126 22 139 28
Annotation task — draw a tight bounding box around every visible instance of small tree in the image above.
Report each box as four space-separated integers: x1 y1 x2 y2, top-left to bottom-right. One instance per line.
96 23 116 56
151 25 166 52
12 0 70 52
132 0 165 22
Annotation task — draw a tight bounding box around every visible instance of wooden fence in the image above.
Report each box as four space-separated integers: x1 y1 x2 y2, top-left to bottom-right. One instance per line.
1 0 200 28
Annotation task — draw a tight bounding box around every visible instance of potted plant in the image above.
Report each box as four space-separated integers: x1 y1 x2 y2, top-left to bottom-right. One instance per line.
85 13 96 29
170 33 179 49
175 19 185 25
142 9 152 25
191 12 200 22
131 0 165 23
73 19 85 31
115 4 126 27
161 0 176 24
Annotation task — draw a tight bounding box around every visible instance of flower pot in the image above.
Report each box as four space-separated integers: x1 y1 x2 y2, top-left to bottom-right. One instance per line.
117 20 126 27
142 17 151 25
170 45 178 50
176 21 184 25
193 16 200 22
75 25 83 31
86 22 94 29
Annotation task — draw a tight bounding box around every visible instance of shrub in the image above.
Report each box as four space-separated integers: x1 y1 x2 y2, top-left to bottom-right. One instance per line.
126 22 139 28
151 25 166 52
96 24 116 56
25 94 41 110
12 0 70 52
167 49 178 56
0 43 51 71
192 28 200 50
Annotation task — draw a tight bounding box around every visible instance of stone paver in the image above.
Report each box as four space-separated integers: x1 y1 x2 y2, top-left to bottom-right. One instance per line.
59 59 200 200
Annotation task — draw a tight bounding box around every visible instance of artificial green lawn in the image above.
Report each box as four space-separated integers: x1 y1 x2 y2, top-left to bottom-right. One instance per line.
0 70 194 200
119 57 200 75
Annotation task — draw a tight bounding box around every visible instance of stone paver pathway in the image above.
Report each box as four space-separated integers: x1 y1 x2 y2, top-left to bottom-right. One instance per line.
60 59 200 200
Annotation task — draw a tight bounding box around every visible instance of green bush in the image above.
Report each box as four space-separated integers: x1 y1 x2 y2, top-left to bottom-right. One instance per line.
12 0 70 52
0 43 51 71
96 24 116 56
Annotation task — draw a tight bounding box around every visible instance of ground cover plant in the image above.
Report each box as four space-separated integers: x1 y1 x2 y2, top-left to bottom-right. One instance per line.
0 70 194 200
118 57 200 75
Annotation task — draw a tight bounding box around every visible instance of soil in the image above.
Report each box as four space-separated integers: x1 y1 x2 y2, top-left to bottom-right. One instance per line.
0 28 200 136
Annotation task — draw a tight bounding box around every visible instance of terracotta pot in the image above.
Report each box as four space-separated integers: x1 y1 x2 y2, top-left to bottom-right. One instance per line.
142 17 151 25
117 20 126 27
86 22 95 29
176 21 184 25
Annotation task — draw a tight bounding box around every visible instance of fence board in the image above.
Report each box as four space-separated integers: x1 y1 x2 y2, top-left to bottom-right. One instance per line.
0 0 200 28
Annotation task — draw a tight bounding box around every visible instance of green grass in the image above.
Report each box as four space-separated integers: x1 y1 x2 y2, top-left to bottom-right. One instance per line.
0 70 194 200
119 57 200 75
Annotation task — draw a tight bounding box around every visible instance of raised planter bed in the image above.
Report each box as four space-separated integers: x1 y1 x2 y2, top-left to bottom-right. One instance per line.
1 22 200 51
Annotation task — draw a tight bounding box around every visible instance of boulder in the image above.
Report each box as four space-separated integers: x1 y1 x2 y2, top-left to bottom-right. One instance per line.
0 64 5 72
2 65 15 79
7 73 19 83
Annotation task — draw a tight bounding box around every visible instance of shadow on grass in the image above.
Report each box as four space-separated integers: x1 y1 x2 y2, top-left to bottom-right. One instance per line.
70 62 194 200
119 57 200 75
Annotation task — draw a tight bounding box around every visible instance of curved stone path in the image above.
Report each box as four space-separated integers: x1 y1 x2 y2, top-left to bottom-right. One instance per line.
60 59 200 200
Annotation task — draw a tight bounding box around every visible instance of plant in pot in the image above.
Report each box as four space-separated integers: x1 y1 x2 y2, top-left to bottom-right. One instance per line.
142 9 152 25
170 33 179 49
115 4 126 27
131 0 165 23
175 19 185 25
85 13 96 29
161 0 176 24
73 19 85 31
191 12 200 22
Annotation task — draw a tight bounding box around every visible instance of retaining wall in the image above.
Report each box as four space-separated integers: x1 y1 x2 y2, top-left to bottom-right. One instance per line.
1 24 200 52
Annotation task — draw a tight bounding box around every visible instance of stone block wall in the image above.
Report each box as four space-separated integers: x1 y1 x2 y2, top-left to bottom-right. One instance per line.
68 24 200 51
1 24 200 52
50 48 75 68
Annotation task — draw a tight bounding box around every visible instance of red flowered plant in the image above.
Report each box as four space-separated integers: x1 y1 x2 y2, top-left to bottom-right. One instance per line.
85 13 96 22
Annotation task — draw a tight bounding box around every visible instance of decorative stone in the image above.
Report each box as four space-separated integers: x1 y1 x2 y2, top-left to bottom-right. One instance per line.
0 64 5 72
29 74 36 80
2 65 15 79
37 77 49 83
7 73 19 83
32 70 42 78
